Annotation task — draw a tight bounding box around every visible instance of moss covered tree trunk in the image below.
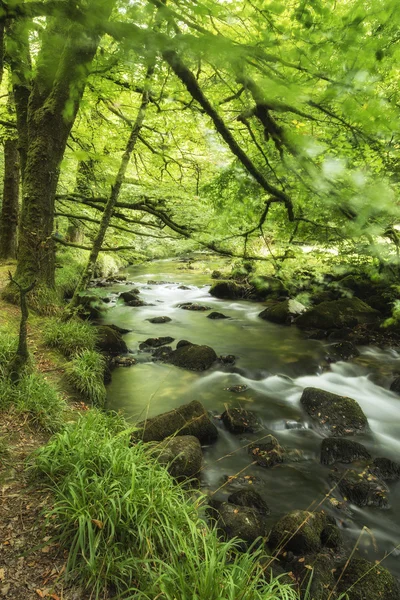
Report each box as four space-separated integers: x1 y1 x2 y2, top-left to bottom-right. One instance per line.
0 137 20 259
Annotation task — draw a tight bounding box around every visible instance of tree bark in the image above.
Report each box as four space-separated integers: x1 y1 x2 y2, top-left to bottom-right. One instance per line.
0 137 20 259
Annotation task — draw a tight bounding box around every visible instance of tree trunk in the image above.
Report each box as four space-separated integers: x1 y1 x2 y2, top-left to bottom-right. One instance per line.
0 137 20 259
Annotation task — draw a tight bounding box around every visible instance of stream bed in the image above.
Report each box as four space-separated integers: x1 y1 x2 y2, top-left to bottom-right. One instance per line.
96 258 400 576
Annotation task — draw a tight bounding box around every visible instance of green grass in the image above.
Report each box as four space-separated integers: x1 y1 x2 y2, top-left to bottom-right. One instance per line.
32 410 299 600
0 330 18 376
43 318 98 357
64 350 106 405
0 372 66 432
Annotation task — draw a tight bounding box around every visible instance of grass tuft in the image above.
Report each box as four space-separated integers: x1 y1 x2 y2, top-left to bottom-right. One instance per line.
32 410 299 599
64 350 106 406
43 318 97 357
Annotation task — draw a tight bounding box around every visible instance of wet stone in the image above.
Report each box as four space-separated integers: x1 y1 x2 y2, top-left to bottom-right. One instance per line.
151 346 173 361
219 354 236 365
248 435 284 468
221 407 259 434
112 355 136 367
227 488 270 515
207 311 229 319
320 438 371 466
147 316 172 324
139 336 175 350
225 384 248 393
177 302 212 311
372 457 400 482
326 341 360 363
330 468 390 509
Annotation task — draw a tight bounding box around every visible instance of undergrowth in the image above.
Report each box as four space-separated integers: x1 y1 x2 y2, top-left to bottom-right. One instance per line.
65 350 106 405
32 410 300 600
43 318 98 357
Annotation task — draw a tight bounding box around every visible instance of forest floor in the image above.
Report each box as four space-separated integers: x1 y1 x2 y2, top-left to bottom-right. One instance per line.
0 261 86 600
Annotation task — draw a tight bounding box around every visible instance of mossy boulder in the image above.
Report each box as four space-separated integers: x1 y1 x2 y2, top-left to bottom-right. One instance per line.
119 289 140 303
221 407 259 434
139 336 175 349
249 276 288 299
77 295 105 320
372 457 400 482
166 343 217 371
155 435 202 480
336 558 400 600
207 311 229 319
291 552 337 600
300 387 369 436
269 510 342 554
248 435 284 467
258 299 305 325
296 298 380 330
227 488 270 516
330 468 389 508
216 502 268 546
95 325 128 355
321 438 371 466
209 280 249 300
326 341 360 363
135 400 218 444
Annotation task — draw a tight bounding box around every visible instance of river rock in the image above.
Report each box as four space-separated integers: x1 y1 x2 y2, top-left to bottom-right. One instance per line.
336 558 400 600
249 275 288 299
219 354 236 364
108 324 132 334
225 384 247 393
209 281 248 300
330 468 389 508
178 285 191 290
221 407 259 433
326 341 360 362
112 355 136 367
155 435 202 480
135 400 218 444
248 435 284 467
390 376 400 393
211 270 223 279
290 552 337 600
147 316 172 324
372 457 400 482
207 311 229 319
178 302 212 311
139 336 175 350
95 325 128 355
119 289 140 303
258 299 306 325
106 275 127 283
176 339 193 348
147 280 170 285
295 298 380 330
321 438 371 465
227 488 270 515
269 510 342 554
166 343 217 371
216 502 268 545
300 387 369 436
77 295 105 320
151 346 173 361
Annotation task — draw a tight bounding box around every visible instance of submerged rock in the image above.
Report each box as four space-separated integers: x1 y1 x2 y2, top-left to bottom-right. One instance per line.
269 510 342 554
227 488 270 515
300 387 369 436
372 457 400 482
330 468 389 508
221 407 259 434
147 316 172 324
135 400 218 444
248 435 284 468
95 325 128 355
166 343 217 371
321 438 371 465
207 311 229 319
296 298 380 330
337 558 400 600
155 435 202 480
178 302 212 311
139 336 175 350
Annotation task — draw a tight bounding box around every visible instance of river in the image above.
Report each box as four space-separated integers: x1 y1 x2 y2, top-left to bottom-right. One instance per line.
97 257 400 575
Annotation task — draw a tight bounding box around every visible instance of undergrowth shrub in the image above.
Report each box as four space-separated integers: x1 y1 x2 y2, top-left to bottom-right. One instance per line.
65 350 106 405
43 318 97 357
0 372 65 432
56 248 87 300
32 410 299 600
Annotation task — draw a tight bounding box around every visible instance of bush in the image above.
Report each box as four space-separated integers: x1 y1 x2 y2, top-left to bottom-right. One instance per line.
56 248 87 300
65 350 106 405
0 372 66 432
32 410 299 600
43 319 97 357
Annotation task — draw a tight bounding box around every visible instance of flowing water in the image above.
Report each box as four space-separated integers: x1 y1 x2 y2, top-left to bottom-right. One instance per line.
98 258 400 574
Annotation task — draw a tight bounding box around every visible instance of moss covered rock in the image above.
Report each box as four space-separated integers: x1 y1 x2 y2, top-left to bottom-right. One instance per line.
372 457 400 482
135 400 218 444
269 510 342 554
95 325 128 355
177 302 212 311
155 435 202 480
258 299 305 325
337 558 400 600
216 502 268 545
248 435 284 467
291 552 337 600
166 343 217 371
331 468 389 508
139 336 175 349
296 298 380 330
326 341 360 363
227 488 270 516
209 280 249 300
300 387 369 436
249 276 288 299
221 407 259 434
321 438 371 466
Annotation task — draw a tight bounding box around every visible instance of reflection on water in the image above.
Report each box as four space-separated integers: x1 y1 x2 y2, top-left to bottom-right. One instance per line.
100 258 400 575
